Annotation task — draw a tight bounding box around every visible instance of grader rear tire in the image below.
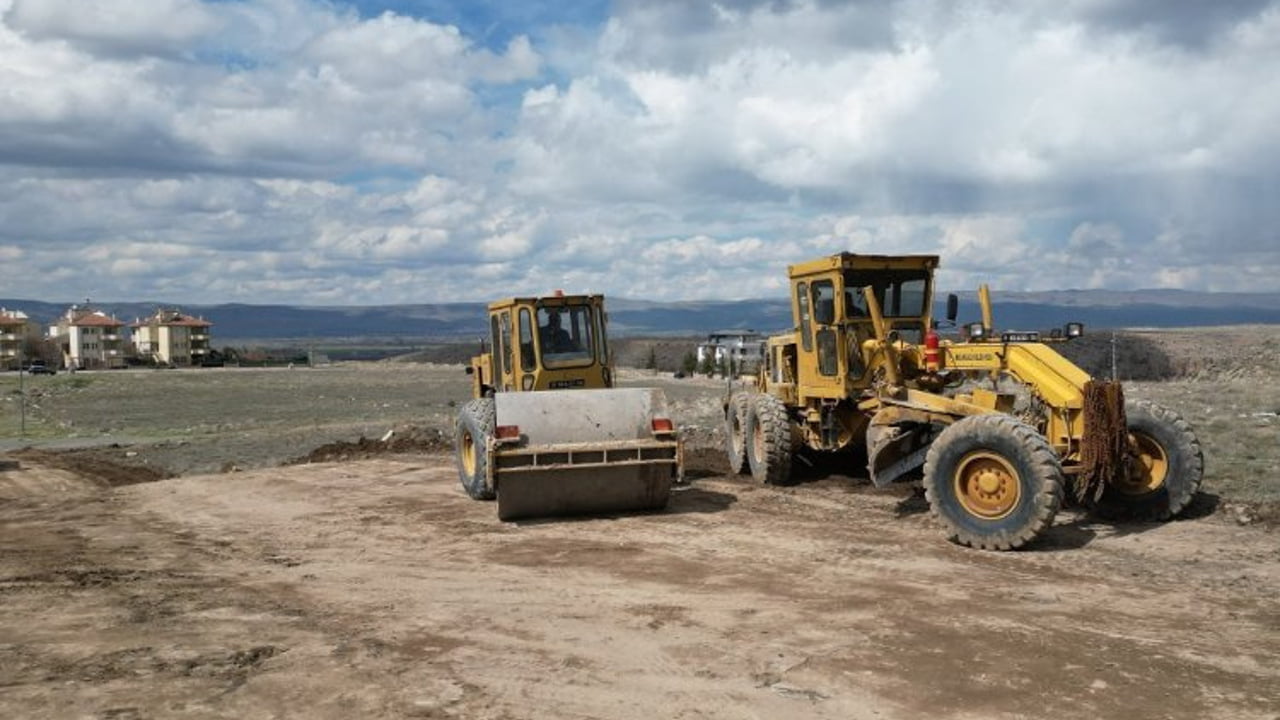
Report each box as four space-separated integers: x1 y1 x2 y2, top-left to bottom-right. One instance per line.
923 414 1063 551
1097 400 1203 521
455 398 496 501
724 393 751 475
745 394 792 485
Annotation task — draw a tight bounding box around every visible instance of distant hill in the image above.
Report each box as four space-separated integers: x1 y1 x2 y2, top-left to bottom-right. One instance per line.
3 289 1278 343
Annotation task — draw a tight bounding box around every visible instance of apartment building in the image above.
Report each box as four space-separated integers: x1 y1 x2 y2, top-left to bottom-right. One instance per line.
131 309 213 367
51 306 127 370
0 308 30 371
696 330 766 372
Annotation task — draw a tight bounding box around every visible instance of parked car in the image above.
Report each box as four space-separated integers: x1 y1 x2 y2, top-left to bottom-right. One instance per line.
26 361 57 376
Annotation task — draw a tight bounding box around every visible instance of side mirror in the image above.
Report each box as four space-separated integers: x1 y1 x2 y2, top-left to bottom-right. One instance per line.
1064 322 1085 338
965 322 986 341
946 294 958 323
465 366 474 375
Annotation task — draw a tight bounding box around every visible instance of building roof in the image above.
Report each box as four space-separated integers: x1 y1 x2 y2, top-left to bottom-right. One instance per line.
69 311 124 328
130 310 213 328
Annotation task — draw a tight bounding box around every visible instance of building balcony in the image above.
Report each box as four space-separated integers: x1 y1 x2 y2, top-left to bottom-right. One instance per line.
0 332 16 341
192 347 209 355
103 333 121 341
191 333 210 341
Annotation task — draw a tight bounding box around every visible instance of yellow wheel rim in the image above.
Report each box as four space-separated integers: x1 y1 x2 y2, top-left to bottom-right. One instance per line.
461 429 478 477
954 451 1021 520
1114 431 1168 496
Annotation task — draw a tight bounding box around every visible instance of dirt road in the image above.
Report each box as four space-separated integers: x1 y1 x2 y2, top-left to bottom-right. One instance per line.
2 454 1276 720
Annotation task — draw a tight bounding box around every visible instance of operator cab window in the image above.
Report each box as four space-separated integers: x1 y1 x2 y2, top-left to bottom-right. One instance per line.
811 279 838 377
518 309 536 372
537 305 595 367
843 269 930 343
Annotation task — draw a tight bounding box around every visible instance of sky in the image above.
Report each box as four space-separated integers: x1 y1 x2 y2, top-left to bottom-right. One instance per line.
0 0 1277 305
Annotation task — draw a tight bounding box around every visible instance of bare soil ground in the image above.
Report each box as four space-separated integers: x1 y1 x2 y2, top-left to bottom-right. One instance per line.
2 327 1279 719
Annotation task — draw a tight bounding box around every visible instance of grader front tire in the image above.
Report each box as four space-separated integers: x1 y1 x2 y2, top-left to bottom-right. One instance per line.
923 414 1063 551
724 393 751 475
745 394 792 485
1097 400 1203 521
455 398 497 501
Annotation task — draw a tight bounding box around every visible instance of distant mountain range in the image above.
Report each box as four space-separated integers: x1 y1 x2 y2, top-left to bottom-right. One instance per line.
3 289 1278 343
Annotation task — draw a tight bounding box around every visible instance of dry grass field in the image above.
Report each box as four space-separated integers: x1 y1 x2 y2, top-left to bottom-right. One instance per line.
1 327 1277 719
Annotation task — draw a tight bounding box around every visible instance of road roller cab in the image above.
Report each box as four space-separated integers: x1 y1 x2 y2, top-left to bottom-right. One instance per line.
456 293 682 521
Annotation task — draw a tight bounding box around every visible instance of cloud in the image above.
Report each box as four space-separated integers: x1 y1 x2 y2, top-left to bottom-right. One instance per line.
0 0 1278 306
0 0 539 178
5 0 221 57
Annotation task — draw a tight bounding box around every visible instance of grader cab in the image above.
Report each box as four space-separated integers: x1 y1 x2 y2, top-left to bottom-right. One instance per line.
726 253 1203 550
456 293 681 521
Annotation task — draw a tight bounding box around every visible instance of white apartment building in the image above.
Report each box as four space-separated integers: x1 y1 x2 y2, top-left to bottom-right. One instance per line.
131 309 213 366
50 306 127 370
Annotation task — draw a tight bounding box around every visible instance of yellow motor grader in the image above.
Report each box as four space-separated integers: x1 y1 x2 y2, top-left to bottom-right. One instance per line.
456 293 682 520
725 253 1203 550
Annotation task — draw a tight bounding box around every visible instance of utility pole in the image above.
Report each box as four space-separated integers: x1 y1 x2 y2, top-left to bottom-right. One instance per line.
1110 332 1119 382
17 342 25 438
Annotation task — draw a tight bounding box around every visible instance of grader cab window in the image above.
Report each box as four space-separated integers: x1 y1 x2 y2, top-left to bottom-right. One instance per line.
843 269 930 342
796 282 813 352
811 280 839 377
537 305 595 366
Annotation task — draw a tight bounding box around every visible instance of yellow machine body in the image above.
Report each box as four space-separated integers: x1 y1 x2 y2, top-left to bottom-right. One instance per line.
457 294 681 521
729 252 1202 550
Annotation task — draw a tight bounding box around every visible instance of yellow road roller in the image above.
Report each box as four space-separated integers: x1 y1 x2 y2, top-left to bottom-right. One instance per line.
456 293 682 520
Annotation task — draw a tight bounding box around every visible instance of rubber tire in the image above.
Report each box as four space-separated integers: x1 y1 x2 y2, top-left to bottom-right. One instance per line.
1097 400 1204 521
455 398 496 500
745 394 792 485
923 414 1063 551
725 393 751 475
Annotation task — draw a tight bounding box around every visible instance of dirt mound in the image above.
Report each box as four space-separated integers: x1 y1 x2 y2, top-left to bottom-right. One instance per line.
1057 332 1178 381
1058 327 1280 381
290 425 453 464
8 447 173 487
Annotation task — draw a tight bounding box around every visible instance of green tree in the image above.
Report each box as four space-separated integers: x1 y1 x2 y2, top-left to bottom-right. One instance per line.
680 350 697 376
698 353 715 377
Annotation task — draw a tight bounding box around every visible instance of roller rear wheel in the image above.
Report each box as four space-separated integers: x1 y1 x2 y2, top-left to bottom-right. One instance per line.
455 398 496 500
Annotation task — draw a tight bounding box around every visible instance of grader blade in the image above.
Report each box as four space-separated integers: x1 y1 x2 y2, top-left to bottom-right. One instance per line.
867 422 934 487
490 388 681 521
